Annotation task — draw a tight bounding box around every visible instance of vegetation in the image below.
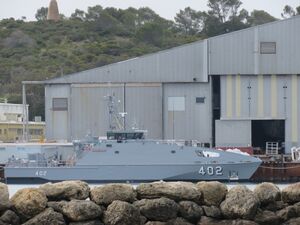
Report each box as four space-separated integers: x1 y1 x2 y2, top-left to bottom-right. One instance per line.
0 0 297 119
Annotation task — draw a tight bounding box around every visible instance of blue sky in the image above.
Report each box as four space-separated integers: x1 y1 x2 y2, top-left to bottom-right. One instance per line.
1 0 300 21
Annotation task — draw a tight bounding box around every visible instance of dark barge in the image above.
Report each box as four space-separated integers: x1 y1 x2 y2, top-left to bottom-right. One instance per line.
251 155 300 182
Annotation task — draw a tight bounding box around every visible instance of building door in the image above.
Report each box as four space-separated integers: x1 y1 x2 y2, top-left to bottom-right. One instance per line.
251 120 285 153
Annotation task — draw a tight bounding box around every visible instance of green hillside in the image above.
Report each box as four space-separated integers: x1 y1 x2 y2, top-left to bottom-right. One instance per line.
0 1 293 119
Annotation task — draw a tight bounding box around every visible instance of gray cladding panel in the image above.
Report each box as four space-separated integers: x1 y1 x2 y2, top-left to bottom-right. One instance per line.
215 120 251 147
45 85 70 141
258 17 300 74
70 84 124 139
46 41 208 84
209 16 300 75
163 83 211 143
125 84 162 139
209 29 254 75
221 75 291 120
220 75 300 153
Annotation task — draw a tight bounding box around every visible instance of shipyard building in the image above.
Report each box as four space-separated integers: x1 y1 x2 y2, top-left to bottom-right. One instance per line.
42 16 300 154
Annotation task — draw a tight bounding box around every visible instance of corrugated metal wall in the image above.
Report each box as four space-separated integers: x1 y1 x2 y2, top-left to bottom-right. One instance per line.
209 16 300 75
46 40 208 84
215 120 251 147
209 29 254 75
163 83 212 144
58 83 163 139
220 75 300 152
125 83 162 139
70 84 124 139
45 84 71 141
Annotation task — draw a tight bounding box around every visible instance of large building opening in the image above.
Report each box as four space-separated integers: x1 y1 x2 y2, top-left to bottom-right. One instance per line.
211 76 221 147
251 120 285 153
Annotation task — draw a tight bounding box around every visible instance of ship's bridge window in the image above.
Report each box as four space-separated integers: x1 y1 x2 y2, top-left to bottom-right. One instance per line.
107 131 144 140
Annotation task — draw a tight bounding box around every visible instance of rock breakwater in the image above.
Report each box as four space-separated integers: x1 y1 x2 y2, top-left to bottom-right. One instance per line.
0 181 300 225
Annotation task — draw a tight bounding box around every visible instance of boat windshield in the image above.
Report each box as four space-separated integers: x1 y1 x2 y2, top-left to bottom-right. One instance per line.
107 131 144 140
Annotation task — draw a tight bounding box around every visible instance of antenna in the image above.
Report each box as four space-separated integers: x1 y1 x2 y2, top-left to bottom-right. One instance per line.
104 93 127 131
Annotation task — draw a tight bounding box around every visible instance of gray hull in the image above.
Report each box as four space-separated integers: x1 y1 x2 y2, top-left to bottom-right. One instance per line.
5 162 260 183
4 140 262 184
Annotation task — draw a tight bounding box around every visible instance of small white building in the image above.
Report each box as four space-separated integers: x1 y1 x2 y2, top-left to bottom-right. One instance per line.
0 102 28 122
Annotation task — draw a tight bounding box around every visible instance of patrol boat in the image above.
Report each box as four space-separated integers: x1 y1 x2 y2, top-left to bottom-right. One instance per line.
4 96 261 184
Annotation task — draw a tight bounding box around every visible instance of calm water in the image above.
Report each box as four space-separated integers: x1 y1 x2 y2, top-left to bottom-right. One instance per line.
7 182 291 197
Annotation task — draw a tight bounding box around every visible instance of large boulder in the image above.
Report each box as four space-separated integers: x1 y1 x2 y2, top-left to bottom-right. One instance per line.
90 184 136 206
276 205 298 222
254 210 280 225
196 181 227 206
166 217 194 225
198 217 258 225
282 182 300 204
0 210 20 225
283 217 300 225
47 201 67 212
69 221 104 225
136 182 201 203
39 180 90 201
220 185 259 220
254 183 281 205
10 188 48 220
294 202 300 216
202 205 222 218
60 200 102 222
264 201 288 212
179 201 203 223
145 222 166 225
134 197 179 221
103 200 141 225
233 220 259 225
0 183 9 212
22 208 65 225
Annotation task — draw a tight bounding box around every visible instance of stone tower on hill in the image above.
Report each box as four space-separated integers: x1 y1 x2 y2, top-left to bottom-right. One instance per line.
47 0 60 21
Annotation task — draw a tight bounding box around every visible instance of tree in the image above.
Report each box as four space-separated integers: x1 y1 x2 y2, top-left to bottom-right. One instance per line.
85 5 103 21
282 5 296 18
35 7 48 21
207 0 242 23
202 0 250 36
137 7 159 25
71 9 86 21
136 22 164 47
88 11 121 33
281 5 300 18
175 7 204 35
248 10 277 26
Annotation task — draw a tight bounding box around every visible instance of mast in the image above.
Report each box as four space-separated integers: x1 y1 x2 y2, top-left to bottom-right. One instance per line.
106 94 126 131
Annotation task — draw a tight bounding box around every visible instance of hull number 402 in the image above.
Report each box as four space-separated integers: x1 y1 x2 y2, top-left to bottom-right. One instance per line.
198 166 223 176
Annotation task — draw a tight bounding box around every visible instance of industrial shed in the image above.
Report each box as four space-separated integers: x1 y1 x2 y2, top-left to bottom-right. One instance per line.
43 16 300 154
